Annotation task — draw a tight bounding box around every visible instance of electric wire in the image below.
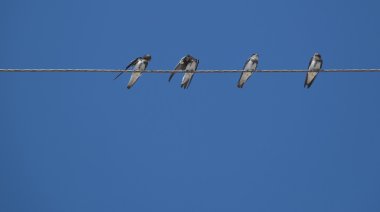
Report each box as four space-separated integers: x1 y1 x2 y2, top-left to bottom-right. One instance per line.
1 69 380 73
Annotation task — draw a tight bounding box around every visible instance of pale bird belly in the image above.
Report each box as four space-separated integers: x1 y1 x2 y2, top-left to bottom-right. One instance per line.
307 72 318 83
242 72 252 81
310 61 321 71
183 73 192 80
135 61 146 71
244 61 257 72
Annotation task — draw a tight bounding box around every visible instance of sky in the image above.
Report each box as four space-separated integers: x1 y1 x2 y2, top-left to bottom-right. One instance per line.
1 0 380 211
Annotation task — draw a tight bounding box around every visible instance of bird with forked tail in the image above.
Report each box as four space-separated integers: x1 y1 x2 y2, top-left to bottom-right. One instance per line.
114 54 152 89
237 53 259 88
304 53 323 88
180 56 199 89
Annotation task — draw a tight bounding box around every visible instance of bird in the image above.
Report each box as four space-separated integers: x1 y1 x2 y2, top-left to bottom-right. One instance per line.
114 54 152 89
168 55 193 82
180 56 199 89
304 53 323 88
237 53 259 88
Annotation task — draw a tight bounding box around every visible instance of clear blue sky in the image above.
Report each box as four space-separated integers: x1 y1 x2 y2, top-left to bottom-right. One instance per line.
1 0 380 211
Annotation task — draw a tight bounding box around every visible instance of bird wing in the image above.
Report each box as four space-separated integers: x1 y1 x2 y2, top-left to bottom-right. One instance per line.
307 56 313 70
237 59 250 86
320 59 323 70
126 58 140 70
175 58 188 70
304 73 309 88
114 58 139 80
237 71 244 84
142 60 149 70
168 57 187 82
195 59 199 70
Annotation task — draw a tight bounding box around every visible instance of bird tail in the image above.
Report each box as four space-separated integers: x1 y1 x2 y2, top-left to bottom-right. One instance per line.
304 72 318 89
168 72 175 82
182 78 192 89
114 72 124 80
304 80 308 88
181 82 186 89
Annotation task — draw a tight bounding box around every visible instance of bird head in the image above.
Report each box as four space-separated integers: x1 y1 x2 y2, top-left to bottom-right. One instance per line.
250 53 259 60
314 52 321 58
143 54 152 61
184 54 194 62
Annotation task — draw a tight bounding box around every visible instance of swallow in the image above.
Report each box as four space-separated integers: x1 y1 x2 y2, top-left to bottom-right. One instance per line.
237 53 259 88
168 55 193 82
180 56 199 89
304 53 323 88
114 54 152 89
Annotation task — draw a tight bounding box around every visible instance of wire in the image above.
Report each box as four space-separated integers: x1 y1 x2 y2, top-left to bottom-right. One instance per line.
1 69 380 73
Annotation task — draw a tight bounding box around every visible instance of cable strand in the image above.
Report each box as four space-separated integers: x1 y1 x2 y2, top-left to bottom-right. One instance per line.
1 69 380 73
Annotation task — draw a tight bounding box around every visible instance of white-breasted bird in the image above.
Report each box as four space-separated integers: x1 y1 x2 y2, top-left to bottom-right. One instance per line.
114 54 152 89
180 56 199 89
237 53 259 88
168 55 193 82
304 53 323 88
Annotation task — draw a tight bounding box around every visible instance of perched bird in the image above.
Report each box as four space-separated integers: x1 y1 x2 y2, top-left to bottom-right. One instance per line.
114 54 152 89
168 55 193 82
304 53 323 88
237 53 259 88
180 56 199 89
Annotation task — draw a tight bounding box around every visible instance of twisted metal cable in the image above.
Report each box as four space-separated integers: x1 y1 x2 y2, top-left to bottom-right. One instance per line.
1 69 380 73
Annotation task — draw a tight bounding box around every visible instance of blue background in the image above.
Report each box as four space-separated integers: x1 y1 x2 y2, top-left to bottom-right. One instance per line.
1 0 380 211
